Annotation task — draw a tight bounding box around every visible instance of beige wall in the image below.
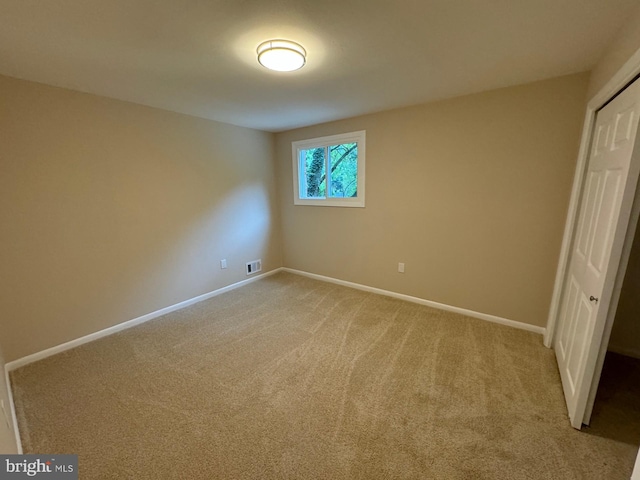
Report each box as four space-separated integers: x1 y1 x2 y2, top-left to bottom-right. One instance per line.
275 73 589 328
609 219 640 358
0 344 18 453
588 3 640 99
0 75 282 362
0 70 593 360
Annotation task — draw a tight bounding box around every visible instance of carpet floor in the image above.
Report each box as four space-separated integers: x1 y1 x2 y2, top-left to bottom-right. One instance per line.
586 352 640 447
10 272 640 479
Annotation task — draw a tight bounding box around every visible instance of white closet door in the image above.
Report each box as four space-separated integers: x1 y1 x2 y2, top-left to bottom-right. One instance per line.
555 78 640 429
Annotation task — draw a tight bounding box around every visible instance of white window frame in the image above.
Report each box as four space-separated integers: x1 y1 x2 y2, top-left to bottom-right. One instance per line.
292 130 366 207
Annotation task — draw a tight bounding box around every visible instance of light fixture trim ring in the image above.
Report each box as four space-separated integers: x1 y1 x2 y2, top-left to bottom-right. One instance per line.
257 39 307 72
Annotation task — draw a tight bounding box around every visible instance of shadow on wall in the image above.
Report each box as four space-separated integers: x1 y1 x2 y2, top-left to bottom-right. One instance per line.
115 182 273 317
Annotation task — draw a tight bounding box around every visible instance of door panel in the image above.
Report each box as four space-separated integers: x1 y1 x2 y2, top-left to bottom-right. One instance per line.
555 78 640 428
558 277 579 360
589 170 623 273
613 107 635 148
566 294 592 390
575 172 602 258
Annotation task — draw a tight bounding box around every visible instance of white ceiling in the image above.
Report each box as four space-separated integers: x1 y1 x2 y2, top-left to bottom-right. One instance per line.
0 0 636 132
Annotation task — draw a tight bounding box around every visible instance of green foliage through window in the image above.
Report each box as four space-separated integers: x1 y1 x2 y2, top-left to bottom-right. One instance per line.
293 130 365 207
301 143 358 199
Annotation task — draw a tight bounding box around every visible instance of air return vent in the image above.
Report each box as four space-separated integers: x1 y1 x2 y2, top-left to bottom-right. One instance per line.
246 259 262 276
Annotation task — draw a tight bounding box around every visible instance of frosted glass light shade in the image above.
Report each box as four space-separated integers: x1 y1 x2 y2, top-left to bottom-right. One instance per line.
257 40 306 72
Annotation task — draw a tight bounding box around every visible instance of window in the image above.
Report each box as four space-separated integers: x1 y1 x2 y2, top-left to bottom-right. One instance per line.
292 130 365 207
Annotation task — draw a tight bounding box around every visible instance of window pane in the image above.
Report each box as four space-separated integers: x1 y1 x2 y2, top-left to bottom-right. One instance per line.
303 147 326 198
329 143 358 198
292 131 365 207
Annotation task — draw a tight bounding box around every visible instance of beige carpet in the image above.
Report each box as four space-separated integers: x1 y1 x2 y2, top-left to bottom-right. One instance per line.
587 352 640 446
10 272 639 479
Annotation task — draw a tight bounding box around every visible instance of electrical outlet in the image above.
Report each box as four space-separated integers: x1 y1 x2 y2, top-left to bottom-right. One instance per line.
398 262 405 273
220 259 227 269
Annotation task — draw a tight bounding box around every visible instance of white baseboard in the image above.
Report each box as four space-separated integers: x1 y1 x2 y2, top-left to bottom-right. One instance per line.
607 344 640 360
5 268 283 372
282 268 546 336
3 367 22 454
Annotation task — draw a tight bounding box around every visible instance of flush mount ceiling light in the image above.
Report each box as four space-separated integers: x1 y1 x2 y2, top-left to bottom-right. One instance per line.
257 39 306 72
